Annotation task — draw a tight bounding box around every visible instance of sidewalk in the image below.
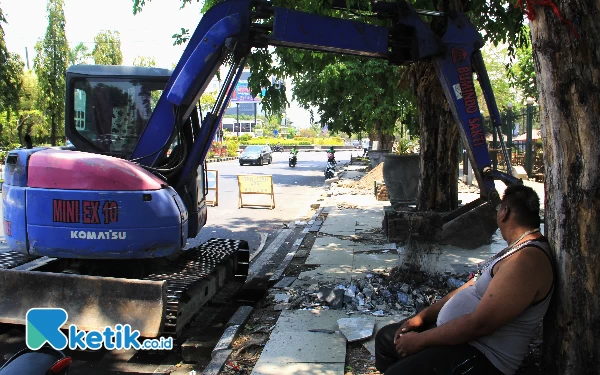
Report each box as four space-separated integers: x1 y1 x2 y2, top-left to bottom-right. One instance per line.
247 165 546 375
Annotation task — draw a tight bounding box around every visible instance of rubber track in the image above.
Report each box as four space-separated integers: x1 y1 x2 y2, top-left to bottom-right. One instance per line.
143 238 249 337
0 238 249 338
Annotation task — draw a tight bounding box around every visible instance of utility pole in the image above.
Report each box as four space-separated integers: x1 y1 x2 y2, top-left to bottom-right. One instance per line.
236 103 240 137
525 97 534 178
25 47 30 70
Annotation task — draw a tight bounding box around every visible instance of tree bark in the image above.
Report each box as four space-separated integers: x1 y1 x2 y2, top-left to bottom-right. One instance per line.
51 113 56 146
532 3 600 373
411 62 459 211
369 119 394 151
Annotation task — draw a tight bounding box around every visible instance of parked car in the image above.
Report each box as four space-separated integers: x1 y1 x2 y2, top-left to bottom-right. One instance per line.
239 145 273 166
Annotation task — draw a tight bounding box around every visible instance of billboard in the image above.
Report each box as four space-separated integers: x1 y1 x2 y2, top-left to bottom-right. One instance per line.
230 72 261 104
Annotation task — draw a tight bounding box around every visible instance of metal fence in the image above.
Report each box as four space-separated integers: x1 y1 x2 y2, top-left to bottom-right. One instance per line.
480 105 544 181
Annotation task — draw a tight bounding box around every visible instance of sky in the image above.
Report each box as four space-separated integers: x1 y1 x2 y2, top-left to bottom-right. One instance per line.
2 0 315 128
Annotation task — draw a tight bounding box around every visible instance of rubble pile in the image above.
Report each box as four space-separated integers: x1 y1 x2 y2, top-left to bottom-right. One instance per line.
272 265 470 317
353 163 385 192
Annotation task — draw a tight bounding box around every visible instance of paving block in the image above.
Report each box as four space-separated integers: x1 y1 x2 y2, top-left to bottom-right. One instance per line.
202 349 232 375
272 310 348 334
305 248 353 266
258 331 346 363
311 237 357 251
228 305 253 326
350 243 397 253
212 325 241 357
352 253 399 272
273 276 297 289
251 362 344 375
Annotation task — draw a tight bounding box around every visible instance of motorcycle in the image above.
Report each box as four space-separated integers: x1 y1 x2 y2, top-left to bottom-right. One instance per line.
324 152 336 179
0 345 72 375
273 145 284 152
289 153 297 167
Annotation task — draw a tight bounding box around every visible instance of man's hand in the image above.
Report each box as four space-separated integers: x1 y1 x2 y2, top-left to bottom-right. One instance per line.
395 331 425 358
394 316 425 343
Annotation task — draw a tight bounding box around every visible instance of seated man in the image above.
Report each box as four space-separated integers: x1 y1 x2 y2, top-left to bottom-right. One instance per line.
375 185 553 375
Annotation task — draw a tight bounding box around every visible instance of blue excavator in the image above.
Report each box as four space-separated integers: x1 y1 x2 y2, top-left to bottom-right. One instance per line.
0 0 519 339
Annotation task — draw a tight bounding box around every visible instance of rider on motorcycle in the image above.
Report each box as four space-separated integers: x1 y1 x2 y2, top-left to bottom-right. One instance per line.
289 146 298 167
327 146 336 164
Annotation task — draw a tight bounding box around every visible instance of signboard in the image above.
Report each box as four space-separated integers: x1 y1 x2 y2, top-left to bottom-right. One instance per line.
206 170 218 207
237 175 275 209
230 74 261 104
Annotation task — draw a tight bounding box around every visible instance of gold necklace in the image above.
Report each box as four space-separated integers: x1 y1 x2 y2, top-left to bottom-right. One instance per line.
473 228 540 281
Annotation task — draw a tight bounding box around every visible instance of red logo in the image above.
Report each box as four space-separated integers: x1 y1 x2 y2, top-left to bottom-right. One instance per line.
3 220 11 237
452 48 468 64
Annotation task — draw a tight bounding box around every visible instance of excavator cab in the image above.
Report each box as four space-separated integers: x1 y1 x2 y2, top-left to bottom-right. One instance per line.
64 65 171 159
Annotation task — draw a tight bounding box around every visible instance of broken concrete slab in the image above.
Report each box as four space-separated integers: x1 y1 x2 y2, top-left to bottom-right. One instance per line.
251 362 344 375
362 314 408 356
337 316 376 342
272 310 348 334
257 331 346 363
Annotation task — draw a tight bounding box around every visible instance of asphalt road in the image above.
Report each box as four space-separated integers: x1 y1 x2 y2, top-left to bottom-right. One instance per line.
186 150 354 253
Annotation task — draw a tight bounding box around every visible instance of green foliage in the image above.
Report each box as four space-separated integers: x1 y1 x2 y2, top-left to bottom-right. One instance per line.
132 55 156 67
92 30 123 65
133 0 530 141
395 137 420 154
225 138 240 156
69 42 91 65
0 8 24 118
475 44 518 113
34 0 69 146
199 90 217 113
507 29 537 100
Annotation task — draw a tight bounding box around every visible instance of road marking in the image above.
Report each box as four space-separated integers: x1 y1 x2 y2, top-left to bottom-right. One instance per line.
250 232 268 262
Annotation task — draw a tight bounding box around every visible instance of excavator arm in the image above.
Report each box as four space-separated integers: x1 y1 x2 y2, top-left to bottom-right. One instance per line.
134 0 518 216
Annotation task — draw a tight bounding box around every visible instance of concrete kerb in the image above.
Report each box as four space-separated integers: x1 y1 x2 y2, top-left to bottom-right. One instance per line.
205 156 239 163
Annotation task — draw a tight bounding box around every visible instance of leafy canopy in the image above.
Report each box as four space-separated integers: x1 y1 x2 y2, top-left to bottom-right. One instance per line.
34 0 70 146
131 0 529 137
0 7 24 117
92 30 123 65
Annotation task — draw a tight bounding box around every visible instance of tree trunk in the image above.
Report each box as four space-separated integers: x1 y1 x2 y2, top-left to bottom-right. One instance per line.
411 62 459 211
532 3 600 374
51 113 56 146
369 119 394 150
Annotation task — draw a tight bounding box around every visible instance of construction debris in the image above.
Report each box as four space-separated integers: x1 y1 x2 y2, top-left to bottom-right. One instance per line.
270 264 470 319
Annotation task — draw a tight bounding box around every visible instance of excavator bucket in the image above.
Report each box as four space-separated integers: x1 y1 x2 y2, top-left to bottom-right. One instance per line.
438 198 499 249
0 269 167 338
